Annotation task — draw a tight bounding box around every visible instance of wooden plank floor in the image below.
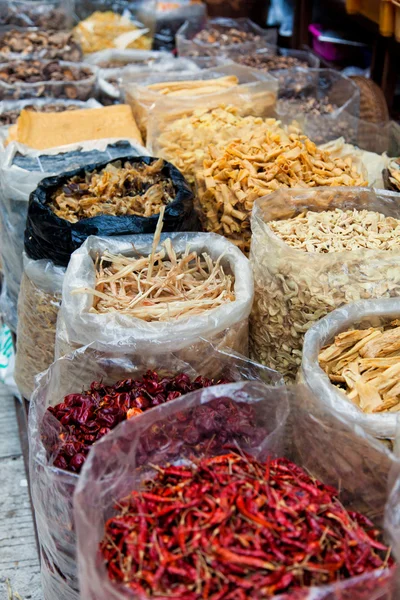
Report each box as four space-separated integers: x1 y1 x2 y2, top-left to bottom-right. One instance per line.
0 388 42 599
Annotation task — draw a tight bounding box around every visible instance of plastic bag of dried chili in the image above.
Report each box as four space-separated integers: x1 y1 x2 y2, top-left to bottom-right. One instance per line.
74 381 399 600
29 343 282 600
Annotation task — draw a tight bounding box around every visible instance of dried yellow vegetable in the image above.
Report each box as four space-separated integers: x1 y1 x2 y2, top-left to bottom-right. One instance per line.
319 321 400 414
196 129 367 254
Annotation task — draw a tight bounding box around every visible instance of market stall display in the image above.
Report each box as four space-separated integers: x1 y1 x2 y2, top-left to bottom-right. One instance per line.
0 28 83 62
196 123 366 254
74 381 397 600
29 344 281 600
0 60 97 101
0 0 74 29
250 187 400 380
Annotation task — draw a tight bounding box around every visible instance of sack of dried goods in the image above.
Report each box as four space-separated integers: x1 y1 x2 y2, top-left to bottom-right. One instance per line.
0 28 83 62
123 63 278 140
25 156 197 266
301 298 400 445
196 123 367 254
0 97 101 127
29 343 280 600
0 0 74 30
176 17 277 58
56 223 253 358
0 139 144 331
276 69 360 146
74 380 397 600
15 255 64 400
250 187 400 381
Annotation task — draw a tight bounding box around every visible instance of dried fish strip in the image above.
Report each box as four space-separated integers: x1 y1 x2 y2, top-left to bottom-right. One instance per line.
319 321 400 414
49 159 176 223
196 130 367 254
155 105 281 184
269 209 400 253
76 223 235 322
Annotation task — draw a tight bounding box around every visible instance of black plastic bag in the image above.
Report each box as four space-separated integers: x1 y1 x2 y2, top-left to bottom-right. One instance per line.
25 156 199 266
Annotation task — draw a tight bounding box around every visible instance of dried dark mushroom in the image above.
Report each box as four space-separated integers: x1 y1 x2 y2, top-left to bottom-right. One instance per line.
234 53 308 71
0 30 82 62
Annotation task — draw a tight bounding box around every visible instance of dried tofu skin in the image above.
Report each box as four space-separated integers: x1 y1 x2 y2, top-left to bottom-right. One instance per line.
6 104 143 149
319 320 400 414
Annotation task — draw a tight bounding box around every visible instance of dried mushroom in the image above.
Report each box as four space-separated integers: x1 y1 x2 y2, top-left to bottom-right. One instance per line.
319 321 400 414
250 198 400 381
0 60 93 84
235 53 308 71
196 128 367 254
0 30 82 62
49 159 176 223
155 105 281 184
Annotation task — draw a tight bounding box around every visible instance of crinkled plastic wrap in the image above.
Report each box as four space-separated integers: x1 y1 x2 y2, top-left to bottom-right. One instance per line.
250 186 400 380
56 232 253 358
0 61 98 102
29 343 282 600
0 139 146 332
276 68 360 145
15 255 65 400
74 380 398 600
176 17 277 58
123 63 278 140
0 0 74 29
302 298 400 441
356 119 400 156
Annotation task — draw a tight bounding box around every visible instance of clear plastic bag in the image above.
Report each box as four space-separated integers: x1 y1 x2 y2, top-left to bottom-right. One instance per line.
0 60 98 102
153 1 207 52
29 343 282 600
55 232 253 358
0 0 74 29
74 0 156 32
301 297 400 441
0 139 145 332
176 17 277 58
14 255 65 400
276 68 360 145
250 186 400 381
0 97 101 126
124 63 278 140
74 380 397 600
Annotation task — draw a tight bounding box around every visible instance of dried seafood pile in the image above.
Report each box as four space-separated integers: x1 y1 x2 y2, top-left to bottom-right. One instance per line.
384 160 400 192
250 199 400 380
15 274 61 400
0 102 82 125
235 53 308 71
0 29 82 61
319 322 400 414
49 159 176 223
196 129 367 254
193 26 263 47
77 213 235 322
73 11 151 53
154 105 281 183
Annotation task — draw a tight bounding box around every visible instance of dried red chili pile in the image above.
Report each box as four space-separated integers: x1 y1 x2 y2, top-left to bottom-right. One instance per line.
43 371 229 474
101 452 392 598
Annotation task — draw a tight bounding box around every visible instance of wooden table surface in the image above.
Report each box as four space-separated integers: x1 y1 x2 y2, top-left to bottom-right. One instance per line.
0 388 42 600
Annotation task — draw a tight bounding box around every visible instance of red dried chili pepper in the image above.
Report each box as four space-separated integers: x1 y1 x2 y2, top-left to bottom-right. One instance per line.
100 451 393 598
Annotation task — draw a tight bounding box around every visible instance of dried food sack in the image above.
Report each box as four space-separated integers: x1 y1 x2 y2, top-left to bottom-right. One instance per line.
0 60 97 102
56 231 253 358
276 68 360 145
0 28 83 62
0 97 101 126
15 255 64 400
74 380 397 600
301 298 400 444
176 17 277 58
250 187 400 381
123 63 278 140
29 343 281 600
195 122 367 254
152 1 207 52
0 140 145 332
25 156 197 267
0 0 74 30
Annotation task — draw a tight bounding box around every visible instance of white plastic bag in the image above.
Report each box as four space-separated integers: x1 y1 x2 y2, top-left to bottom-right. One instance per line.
74 380 398 600
56 232 253 358
250 186 400 380
301 298 400 441
29 343 282 600
0 138 147 331
15 255 65 400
